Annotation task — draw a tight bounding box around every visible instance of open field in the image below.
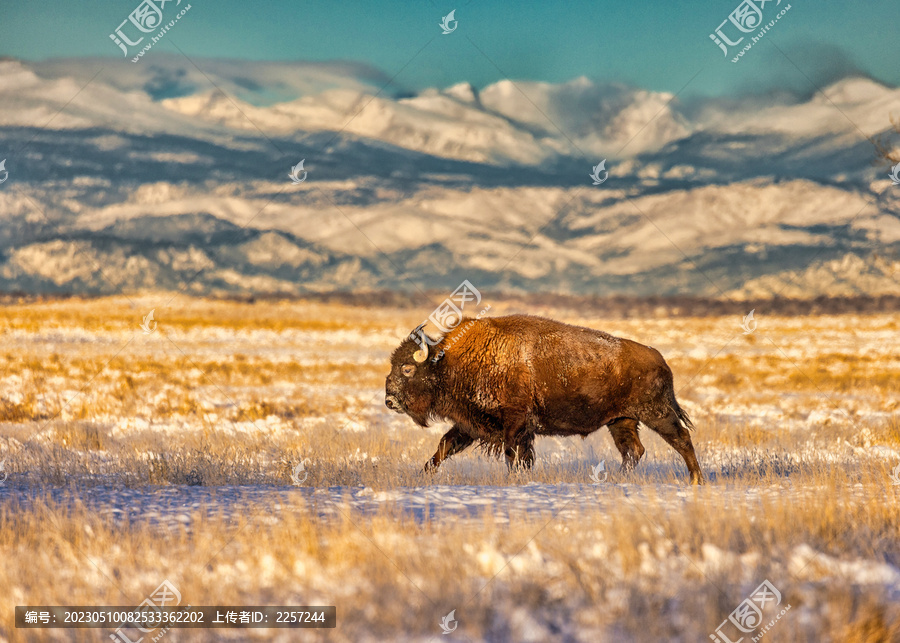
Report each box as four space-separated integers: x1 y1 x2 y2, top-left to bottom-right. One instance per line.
1 296 899 642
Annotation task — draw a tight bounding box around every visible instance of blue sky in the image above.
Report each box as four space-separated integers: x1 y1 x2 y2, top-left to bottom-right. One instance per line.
1 0 897 98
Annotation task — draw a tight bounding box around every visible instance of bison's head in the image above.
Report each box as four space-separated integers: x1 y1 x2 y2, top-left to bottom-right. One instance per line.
385 322 442 426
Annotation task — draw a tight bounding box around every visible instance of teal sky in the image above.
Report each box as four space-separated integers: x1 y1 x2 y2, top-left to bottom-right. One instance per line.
1 0 897 98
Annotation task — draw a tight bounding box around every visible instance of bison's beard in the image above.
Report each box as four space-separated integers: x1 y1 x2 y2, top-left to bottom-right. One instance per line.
400 396 435 428
404 406 432 428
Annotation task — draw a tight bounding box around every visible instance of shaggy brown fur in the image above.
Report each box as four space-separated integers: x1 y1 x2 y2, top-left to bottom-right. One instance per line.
385 315 704 484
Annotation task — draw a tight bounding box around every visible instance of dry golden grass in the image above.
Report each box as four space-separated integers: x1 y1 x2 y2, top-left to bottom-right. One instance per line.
1 477 899 641
0 297 897 641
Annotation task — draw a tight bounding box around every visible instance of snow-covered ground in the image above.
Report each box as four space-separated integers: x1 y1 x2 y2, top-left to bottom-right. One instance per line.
0 299 897 641
0 477 886 529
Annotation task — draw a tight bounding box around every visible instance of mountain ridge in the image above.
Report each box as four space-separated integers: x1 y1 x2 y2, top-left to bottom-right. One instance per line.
0 58 898 299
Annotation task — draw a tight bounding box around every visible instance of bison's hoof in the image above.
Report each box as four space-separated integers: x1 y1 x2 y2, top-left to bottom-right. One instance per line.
423 460 438 473
506 461 534 472
690 472 705 485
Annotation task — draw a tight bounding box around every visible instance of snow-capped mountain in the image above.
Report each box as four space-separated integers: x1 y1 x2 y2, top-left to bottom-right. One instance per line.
0 56 898 298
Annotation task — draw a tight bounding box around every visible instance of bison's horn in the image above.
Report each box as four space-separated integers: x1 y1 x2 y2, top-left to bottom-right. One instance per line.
408 321 427 340
410 321 429 363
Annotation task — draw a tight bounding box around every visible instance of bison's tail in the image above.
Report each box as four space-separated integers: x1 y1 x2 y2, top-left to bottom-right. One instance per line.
671 398 695 432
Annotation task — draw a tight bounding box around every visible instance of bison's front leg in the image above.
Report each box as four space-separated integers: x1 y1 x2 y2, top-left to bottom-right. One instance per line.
424 424 475 472
500 406 534 471
504 433 535 471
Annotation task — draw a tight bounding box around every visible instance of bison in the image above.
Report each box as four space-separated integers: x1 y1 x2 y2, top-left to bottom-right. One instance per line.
385 314 704 484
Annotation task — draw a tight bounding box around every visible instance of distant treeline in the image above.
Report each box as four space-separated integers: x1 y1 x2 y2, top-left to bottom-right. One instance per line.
216 291 900 317
1 291 898 318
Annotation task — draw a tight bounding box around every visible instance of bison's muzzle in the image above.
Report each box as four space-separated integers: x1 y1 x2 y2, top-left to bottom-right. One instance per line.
384 395 402 413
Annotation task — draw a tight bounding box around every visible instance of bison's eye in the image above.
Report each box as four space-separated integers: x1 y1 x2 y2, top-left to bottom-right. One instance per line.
401 364 416 377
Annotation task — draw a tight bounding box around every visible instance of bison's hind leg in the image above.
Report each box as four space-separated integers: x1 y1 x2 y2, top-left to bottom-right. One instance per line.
642 412 704 485
607 418 645 473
